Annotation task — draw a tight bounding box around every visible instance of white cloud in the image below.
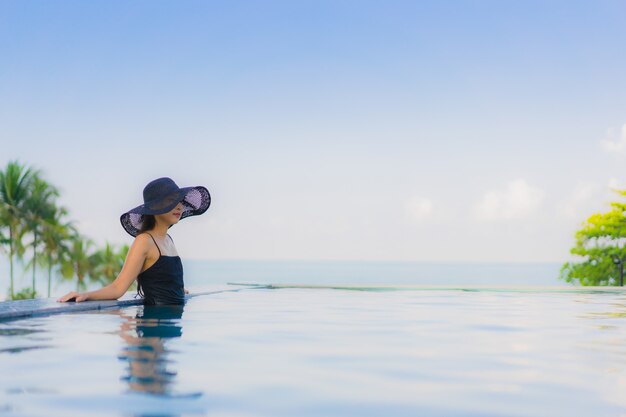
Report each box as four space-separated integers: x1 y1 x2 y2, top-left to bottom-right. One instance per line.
601 124 626 154
608 177 626 191
557 181 601 220
557 179 626 222
474 179 544 221
405 197 433 223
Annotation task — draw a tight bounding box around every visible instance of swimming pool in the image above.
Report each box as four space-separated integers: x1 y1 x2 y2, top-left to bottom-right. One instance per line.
1 285 626 416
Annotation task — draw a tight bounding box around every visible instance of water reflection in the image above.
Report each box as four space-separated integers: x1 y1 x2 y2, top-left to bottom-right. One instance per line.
118 305 184 396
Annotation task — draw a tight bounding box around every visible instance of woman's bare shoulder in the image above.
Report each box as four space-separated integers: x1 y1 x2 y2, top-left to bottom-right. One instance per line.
131 233 152 251
134 232 150 239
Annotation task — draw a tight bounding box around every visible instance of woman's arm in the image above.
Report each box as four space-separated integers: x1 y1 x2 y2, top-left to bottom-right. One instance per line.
57 235 150 302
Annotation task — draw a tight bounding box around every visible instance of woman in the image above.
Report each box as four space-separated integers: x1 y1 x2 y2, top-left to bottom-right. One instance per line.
57 177 211 304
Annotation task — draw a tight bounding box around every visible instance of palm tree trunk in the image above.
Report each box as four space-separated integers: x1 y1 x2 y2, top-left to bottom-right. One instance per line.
9 226 14 299
32 231 37 296
47 254 52 298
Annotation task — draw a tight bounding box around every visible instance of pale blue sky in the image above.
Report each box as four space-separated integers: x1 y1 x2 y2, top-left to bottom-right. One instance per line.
1 1 625 262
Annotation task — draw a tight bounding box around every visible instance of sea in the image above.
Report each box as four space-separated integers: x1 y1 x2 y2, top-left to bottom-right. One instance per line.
0 259 567 301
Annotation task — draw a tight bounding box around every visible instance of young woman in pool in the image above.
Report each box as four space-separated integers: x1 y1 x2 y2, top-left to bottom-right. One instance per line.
57 177 210 305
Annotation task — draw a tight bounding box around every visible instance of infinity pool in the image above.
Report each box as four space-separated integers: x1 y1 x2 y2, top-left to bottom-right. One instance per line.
1 286 626 417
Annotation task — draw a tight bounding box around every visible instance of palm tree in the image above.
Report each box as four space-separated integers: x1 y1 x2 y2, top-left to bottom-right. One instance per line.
61 234 97 292
23 176 59 297
37 206 75 297
91 243 129 286
0 161 38 299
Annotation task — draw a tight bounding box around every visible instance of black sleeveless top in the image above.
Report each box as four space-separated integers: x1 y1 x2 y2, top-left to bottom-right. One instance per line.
136 233 185 305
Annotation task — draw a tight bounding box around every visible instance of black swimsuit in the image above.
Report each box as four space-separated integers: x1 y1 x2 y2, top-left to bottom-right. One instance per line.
136 233 186 305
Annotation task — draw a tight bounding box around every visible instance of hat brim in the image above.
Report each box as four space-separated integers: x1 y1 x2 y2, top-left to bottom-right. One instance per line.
120 186 211 237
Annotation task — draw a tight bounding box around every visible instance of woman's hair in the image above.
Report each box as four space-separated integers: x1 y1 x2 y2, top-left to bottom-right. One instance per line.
136 214 156 298
138 214 156 234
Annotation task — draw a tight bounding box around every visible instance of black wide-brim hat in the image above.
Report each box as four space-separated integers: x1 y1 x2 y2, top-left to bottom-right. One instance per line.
120 177 211 237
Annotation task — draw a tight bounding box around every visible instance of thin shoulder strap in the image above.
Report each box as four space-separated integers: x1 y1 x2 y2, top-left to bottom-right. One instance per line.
145 233 162 257
167 234 175 244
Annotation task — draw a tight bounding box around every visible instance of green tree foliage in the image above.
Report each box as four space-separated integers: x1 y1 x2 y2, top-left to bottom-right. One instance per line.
12 288 37 300
561 189 626 286
1 160 129 300
90 242 129 286
60 236 129 292
61 236 97 292
40 207 75 297
0 160 38 298
23 176 60 295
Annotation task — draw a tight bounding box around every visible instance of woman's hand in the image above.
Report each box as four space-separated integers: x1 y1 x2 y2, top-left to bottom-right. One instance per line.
184 288 190 294
57 291 89 303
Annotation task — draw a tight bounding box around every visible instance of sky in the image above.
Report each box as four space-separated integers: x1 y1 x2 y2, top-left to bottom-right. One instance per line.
1 0 626 262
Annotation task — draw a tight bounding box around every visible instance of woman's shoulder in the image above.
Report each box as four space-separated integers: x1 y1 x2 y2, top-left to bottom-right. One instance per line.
132 233 155 249
134 232 152 241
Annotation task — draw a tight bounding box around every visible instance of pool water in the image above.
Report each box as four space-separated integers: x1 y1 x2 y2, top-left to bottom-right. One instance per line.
1 286 626 417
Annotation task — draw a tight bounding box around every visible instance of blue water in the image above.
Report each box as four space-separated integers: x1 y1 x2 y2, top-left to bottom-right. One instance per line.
183 260 565 286
1 285 626 416
0 260 566 302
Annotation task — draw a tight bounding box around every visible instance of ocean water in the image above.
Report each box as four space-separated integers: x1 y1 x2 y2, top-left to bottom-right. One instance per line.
1 285 626 417
0 260 566 302
182 260 565 287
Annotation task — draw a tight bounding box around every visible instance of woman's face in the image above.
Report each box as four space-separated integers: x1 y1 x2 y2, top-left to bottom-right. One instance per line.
156 202 184 226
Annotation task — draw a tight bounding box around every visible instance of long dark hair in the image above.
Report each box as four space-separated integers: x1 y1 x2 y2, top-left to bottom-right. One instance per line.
135 214 156 298
138 214 156 235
